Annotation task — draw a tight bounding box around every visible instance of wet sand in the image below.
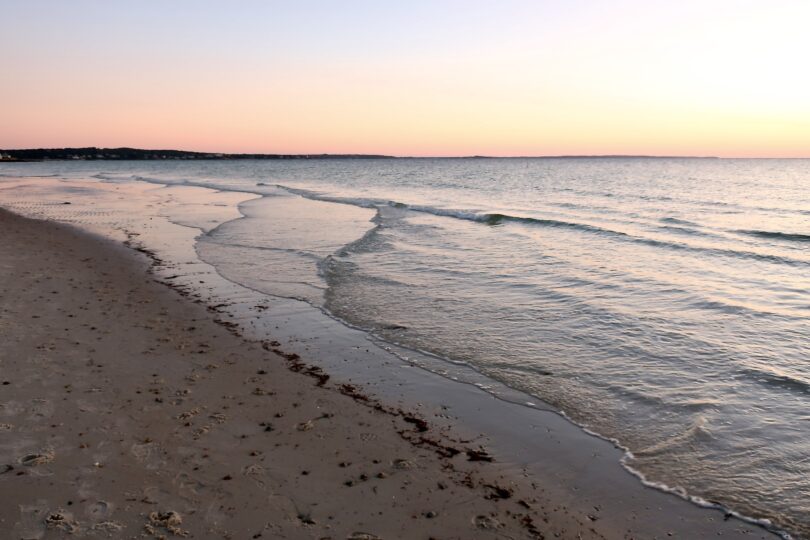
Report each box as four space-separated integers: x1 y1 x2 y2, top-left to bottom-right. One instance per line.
0 207 778 539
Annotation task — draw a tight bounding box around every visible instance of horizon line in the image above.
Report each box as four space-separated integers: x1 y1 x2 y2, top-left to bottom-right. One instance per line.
2 146 810 160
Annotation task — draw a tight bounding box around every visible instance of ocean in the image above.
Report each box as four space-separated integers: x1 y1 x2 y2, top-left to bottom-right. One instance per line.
1 157 808 537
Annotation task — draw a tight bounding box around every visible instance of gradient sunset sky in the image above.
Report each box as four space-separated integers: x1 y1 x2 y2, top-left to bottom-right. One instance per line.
2 0 808 157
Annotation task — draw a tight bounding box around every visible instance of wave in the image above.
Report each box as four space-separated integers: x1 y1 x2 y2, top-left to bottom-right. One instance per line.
91 173 267 199
618 454 793 540
275 184 383 209
397 207 808 267
272 185 809 269
660 216 700 227
273 184 631 237
419 211 809 267
685 298 785 318
0 172 61 178
403 204 624 234
657 224 717 238
572 420 794 539
200 238 324 262
735 229 810 243
632 416 712 457
91 173 121 180
740 366 810 396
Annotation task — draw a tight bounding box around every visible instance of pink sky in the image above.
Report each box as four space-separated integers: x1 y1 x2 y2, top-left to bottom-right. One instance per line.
2 1 808 157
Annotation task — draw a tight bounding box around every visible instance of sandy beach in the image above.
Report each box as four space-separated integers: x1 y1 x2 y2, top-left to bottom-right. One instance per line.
4 1 809 536
0 204 782 539
0 208 590 539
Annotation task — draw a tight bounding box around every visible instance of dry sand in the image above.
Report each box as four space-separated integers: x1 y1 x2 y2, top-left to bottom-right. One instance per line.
0 208 778 540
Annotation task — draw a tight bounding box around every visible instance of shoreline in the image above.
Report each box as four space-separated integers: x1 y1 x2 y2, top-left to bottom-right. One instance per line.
0 196 784 539
0 208 566 539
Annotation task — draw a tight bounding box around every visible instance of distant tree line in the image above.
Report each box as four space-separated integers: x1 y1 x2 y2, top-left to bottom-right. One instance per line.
0 148 720 161
0 147 395 161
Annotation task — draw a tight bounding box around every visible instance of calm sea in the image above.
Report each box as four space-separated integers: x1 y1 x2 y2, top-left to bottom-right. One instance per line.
2 158 808 536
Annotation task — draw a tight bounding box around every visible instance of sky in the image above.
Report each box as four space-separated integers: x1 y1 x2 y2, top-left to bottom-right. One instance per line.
1 0 809 157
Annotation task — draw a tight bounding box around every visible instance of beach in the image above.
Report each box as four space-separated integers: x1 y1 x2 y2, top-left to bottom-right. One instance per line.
0 207 562 539
3 0 808 536
0 172 785 539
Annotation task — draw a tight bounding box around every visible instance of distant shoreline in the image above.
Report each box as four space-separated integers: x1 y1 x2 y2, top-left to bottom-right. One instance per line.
0 147 730 161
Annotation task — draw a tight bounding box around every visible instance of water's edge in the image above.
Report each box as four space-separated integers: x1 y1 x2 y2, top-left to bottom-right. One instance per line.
0 170 792 538
166 181 791 539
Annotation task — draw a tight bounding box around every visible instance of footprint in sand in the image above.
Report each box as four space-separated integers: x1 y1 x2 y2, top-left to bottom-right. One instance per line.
85 500 114 521
45 509 81 534
131 441 168 470
28 398 55 419
175 472 209 500
242 463 267 487
19 449 55 467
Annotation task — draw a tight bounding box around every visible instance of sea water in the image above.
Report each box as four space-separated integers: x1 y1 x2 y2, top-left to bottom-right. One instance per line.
1 158 808 537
